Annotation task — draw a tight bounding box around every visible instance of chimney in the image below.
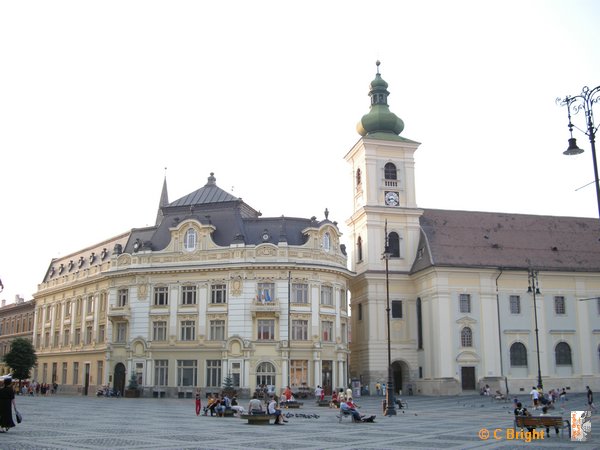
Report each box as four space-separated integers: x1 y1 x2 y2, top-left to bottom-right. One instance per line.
1 299 5 307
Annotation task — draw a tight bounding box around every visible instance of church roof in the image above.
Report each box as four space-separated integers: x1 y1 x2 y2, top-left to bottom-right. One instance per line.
412 209 600 273
169 172 238 207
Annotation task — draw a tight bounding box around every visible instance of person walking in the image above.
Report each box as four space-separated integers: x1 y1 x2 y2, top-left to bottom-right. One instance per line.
587 386 596 411
0 378 17 432
195 389 202 416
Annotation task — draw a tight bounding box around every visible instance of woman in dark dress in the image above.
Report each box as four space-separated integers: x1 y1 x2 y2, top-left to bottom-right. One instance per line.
0 378 16 432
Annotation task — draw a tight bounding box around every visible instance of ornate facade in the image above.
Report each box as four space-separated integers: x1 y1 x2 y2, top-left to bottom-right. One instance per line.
33 175 351 397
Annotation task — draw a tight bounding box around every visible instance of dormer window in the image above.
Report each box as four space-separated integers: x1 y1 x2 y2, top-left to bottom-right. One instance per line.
184 228 197 252
323 232 331 252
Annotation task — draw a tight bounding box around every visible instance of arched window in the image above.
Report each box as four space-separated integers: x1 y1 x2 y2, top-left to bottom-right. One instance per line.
357 236 363 262
356 169 362 187
384 162 397 180
460 327 472 347
184 228 197 251
388 232 400 257
555 342 572 366
510 342 528 367
256 361 276 388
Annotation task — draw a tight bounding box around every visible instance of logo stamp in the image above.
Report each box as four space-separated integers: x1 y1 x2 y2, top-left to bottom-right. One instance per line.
571 410 591 442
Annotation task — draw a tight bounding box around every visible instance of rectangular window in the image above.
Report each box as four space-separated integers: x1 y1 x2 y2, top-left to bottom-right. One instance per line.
154 286 169 306
63 329 70 346
42 363 48 383
209 320 225 341
73 362 79 385
136 362 143 386
74 328 81 345
321 320 333 342
180 320 196 341
257 282 275 302
97 361 103 386
509 295 521 314
53 331 59 347
341 289 347 311
290 360 308 387
206 360 222 387
100 292 107 312
86 296 94 315
358 303 363 321
597 298 600 315
210 284 227 304
554 296 566 315
177 360 197 387
116 322 127 343
153 321 167 341
181 285 197 305
257 319 275 340
291 319 308 340
341 322 347 344
44 331 50 347
320 286 333 306
292 283 309 303
98 325 105 343
85 325 93 344
459 294 471 313
65 301 71 317
62 362 68 385
117 289 128 307
392 300 403 318
155 360 168 386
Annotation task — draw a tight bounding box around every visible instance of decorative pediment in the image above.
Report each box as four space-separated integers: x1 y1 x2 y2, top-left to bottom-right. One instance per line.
456 316 477 326
117 254 132 266
256 244 277 257
456 350 480 364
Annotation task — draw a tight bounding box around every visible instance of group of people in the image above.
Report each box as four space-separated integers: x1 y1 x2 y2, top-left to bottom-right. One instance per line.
248 392 288 424
197 391 238 417
528 385 573 410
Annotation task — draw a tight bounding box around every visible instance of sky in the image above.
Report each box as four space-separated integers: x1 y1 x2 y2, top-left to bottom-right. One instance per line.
1 0 599 303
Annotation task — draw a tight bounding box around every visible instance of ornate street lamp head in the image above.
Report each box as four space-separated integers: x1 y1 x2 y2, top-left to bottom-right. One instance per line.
563 137 584 155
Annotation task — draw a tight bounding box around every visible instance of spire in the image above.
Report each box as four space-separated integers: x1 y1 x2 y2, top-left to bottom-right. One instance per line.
356 61 404 137
155 175 169 226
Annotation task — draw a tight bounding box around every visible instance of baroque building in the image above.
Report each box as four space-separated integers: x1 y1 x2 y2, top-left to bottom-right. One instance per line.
33 174 351 397
347 62 600 395
0 296 35 376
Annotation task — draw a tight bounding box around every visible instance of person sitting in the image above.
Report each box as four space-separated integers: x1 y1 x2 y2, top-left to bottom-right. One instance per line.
341 399 363 422
230 397 246 417
330 390 339 408
248 392 264 414
514 401 533 432
268 396 287 424
203 395 215 416
208 395 221 416
539 406 559 436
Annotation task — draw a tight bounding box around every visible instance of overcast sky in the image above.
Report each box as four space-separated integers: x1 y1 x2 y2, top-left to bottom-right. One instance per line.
1 0 599 303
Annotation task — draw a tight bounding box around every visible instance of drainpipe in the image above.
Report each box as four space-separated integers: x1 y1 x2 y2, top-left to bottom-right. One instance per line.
495 268 509 399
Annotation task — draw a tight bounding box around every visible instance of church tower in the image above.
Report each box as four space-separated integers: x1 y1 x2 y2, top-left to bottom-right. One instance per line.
346 62 422 393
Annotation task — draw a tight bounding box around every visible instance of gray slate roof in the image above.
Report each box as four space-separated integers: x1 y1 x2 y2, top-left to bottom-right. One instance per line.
412 209 600 273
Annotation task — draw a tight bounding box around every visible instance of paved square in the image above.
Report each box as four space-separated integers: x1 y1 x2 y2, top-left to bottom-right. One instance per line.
3 393 597 449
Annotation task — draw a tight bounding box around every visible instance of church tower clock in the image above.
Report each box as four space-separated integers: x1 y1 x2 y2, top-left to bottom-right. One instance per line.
345 61 422 394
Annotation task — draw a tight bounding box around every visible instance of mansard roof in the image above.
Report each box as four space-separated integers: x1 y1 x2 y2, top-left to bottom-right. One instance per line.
412 209 600 273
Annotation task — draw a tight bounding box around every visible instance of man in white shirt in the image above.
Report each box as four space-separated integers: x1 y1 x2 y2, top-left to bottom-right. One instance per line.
268 396 287 424
530 386 540 410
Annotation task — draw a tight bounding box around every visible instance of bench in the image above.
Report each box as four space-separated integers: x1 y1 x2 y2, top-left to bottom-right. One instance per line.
514 416 570 438
316 400 330 407
240 414 276 425
337 409 354 423
221 408 235 417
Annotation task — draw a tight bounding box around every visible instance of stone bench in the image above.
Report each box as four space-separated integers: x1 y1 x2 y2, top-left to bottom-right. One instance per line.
240 414 276 425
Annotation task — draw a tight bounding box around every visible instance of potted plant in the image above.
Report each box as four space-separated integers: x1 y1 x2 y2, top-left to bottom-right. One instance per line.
125 374 141 398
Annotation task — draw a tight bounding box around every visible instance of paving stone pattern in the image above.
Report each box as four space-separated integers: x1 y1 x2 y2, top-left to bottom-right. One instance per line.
1 393 597 449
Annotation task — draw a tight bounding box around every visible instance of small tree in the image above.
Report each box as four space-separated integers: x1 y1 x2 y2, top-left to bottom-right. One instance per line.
221 373 236 398
2 337 37 390
127 373 139 390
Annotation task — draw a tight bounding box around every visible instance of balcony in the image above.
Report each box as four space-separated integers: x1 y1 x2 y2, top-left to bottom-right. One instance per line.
250 298 280 314
107 305 130 319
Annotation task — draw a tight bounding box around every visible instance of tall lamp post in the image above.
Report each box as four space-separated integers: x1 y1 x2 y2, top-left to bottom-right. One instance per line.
557 85 600 219
382 220 396 416
527 269 543 389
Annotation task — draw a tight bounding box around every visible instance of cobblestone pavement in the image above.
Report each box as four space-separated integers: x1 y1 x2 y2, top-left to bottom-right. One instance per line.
2 392 597 449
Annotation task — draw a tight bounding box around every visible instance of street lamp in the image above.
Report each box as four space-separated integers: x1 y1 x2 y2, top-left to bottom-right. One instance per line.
527 269 543 390
382 220 396 416
557 85 600 219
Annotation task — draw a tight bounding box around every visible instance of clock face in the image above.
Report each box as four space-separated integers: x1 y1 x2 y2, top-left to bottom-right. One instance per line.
385 191 399 206
262 233 270 241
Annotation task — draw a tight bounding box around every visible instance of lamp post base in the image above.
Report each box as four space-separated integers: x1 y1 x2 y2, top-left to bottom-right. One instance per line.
384 381 397 416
